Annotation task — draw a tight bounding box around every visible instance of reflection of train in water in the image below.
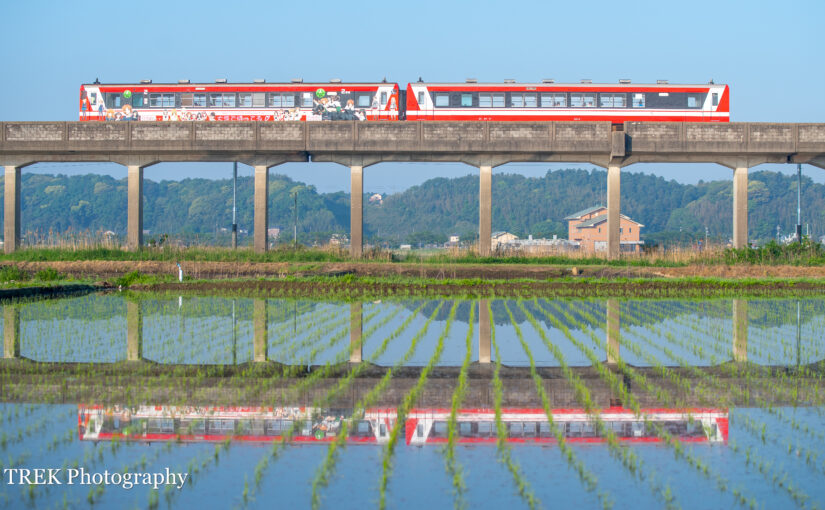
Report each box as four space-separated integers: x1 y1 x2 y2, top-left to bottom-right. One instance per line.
406 407 728 445
78 405 727 445
79 79 729 123
78 405 397 444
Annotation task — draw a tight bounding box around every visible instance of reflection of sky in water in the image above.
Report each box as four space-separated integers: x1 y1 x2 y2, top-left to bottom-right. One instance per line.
4 295 825 367
1 403 824 509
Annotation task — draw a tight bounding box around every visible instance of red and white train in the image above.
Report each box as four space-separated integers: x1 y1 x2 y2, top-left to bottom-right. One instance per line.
78 405 397 444
405 407 729 445
79 79 729 124
78 405 727 445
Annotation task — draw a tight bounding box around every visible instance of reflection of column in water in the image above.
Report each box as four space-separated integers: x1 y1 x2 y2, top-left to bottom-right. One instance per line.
606 298 620 364
3 304 20 359
232 299 237 366
126 300 142 361
254 299 268 362
733 299 748 362
796 300 801 367
350 302 362 363
478 300 491 363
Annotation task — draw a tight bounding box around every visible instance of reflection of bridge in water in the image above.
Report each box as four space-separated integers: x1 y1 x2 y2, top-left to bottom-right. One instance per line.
5 298 821 366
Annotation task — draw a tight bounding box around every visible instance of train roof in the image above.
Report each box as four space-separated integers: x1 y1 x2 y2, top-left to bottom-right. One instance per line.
409 81 725 88
82 81 396 87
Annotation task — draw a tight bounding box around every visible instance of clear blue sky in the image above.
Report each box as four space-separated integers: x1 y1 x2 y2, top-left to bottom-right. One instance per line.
2 0 823 191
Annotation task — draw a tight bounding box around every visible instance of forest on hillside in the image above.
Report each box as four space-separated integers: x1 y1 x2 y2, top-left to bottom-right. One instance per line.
1 168 822 246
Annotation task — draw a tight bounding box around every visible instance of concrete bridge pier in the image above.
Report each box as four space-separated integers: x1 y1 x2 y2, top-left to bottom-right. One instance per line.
126 300 142 361
350 302 362 363
127 165 144 250
3 305 20 358
479 164 492 256
478 300 491 363
351 165 363 258
254 165 270 253
253 299 268 362
607 164 621 260
4 165 22 253
606 298 620 364
733 166 749 249
733 299 748 362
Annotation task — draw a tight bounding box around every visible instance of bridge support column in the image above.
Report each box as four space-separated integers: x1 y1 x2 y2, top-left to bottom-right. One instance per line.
4 166 21 253
351 165 363 258
606 298 620 364
3 305 20 359
479 165 492 256
607 164 621 260
350 302 362 363
478 300 491 363
126 300 142 361
127 165 143 251
253 299 268 362
254 165 269 253
733 166 748 249
733 299 748 362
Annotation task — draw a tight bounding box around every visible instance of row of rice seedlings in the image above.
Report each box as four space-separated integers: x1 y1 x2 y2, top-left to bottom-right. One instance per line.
734 410 825 476
640 300 823 405
518 300 679 509
489 302 539 510
442 302 475 510
626 303 825 443
307 301 445 509
505 302 613 509
378 301 460 510
0 405 71 451
589 304 824 507
535 300 755 508
623 303 825 488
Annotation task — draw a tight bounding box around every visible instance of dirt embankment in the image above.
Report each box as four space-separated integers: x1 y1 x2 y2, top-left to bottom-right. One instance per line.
5 260 825 281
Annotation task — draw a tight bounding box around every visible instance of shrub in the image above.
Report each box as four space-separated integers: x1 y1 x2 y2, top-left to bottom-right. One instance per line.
0 266 29 282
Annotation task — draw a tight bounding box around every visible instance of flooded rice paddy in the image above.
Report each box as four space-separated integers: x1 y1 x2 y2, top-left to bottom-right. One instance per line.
1 294 824 509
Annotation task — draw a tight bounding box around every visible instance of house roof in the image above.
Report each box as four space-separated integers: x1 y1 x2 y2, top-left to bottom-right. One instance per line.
575 214 645 229
564 205 605 220
491 231 517 239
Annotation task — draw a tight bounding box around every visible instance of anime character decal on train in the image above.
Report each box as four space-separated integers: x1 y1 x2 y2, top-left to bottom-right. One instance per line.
79 82 399 122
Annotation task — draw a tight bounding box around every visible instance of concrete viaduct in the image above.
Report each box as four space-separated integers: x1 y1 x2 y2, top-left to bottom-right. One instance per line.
2 121 824 258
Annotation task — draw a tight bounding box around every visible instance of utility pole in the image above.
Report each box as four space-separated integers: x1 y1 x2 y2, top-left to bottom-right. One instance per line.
292 191 298 248
796 164 802 243
232 162 238 249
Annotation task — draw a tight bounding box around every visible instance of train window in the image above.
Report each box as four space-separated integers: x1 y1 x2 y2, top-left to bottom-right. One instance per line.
508 422 523 437
223 93 236 108
180 93 193 107
132 94 144 107
284 94 295 107
379 423 387 437
238 93 253 107
538 422 551 437
570 93 584 108
459 422 473 436
712 93 719 106
523 422 537 437
380 91 388 105
632 93 645 108
524 93 537 107
208 93 224 108
583 93 596 107
461 93 473 107
479 93 492 108
600 94 626 107
358 94 372 107
417 91 425 106
541 93 566 107
269 94 282 108
477 421 493 436
302 93 313 107
687 95 699 108
416 424 423 437
492 93 505 107
193 94 206 107
252 93 265 108
435 93 449 107
150 93 175 108
540 94 552 107
511 94 524 107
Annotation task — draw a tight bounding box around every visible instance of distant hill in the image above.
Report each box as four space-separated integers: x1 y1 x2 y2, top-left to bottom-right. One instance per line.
1 169 823 245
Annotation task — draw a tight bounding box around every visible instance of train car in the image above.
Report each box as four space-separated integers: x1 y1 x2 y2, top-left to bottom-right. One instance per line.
405 80 729 123
78 80 400 122
405 407 728 445
78 405 397 444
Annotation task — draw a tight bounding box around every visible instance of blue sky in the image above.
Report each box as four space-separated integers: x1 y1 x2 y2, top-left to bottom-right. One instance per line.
2 0 823 191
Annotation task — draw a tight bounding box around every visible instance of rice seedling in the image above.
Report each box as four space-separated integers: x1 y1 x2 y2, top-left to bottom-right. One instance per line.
442 302 474 510
504 301 613 509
